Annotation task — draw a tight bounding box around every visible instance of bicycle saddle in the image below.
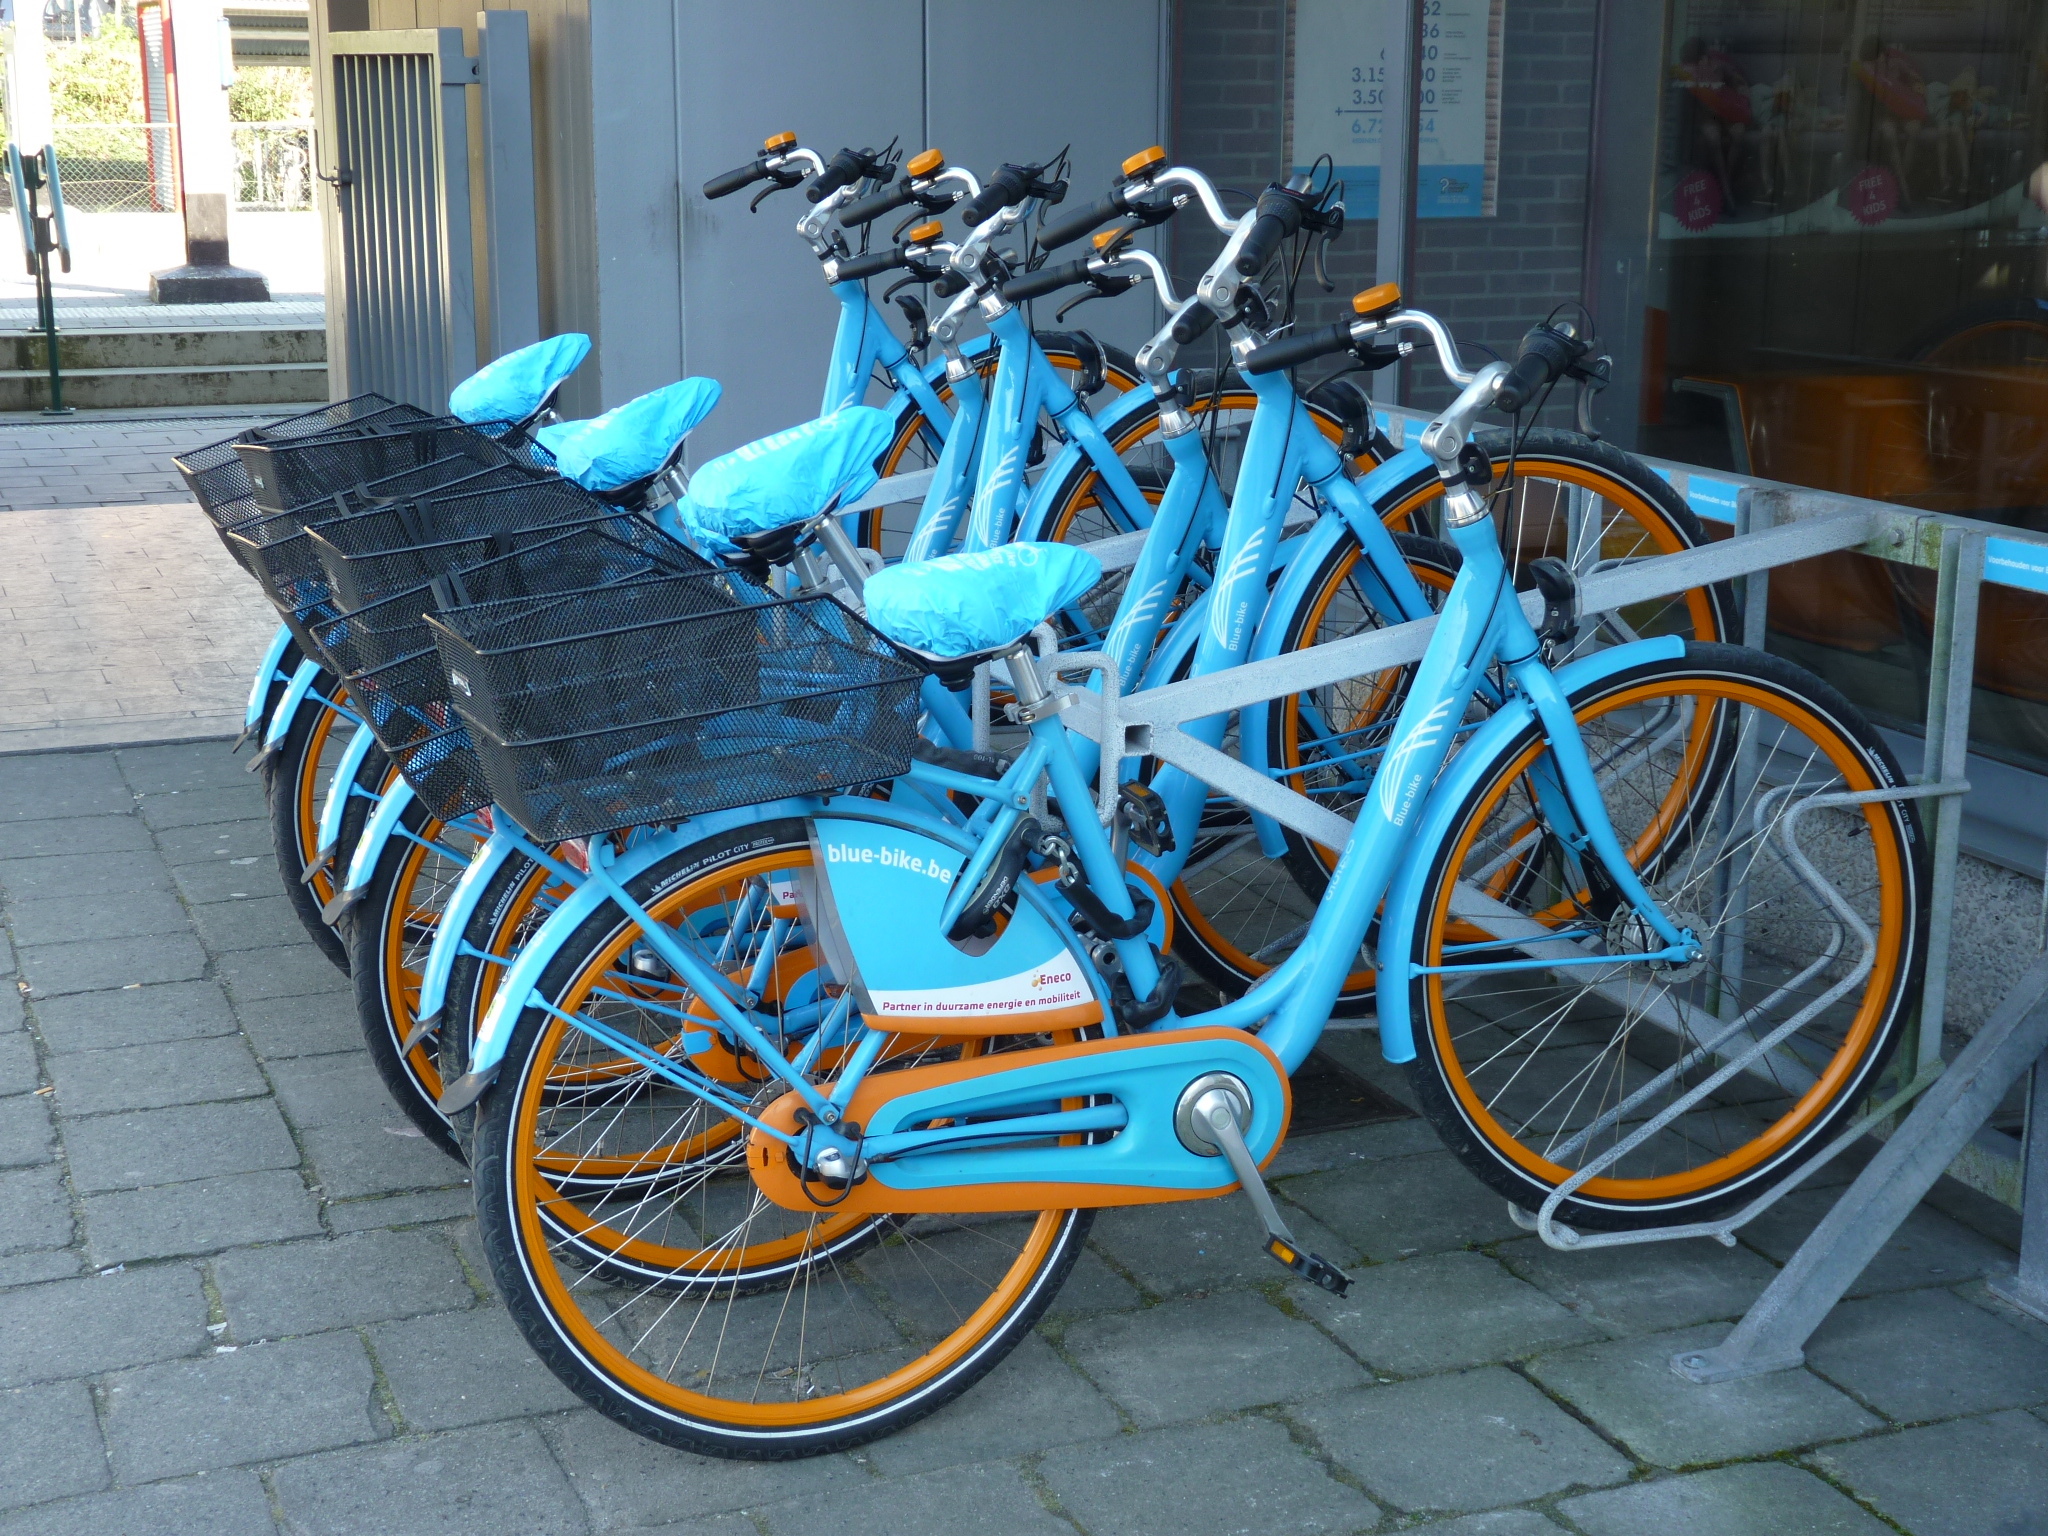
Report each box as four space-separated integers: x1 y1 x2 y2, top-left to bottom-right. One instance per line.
862 541 1103 659
448 332 590 428
673 405 894 554
535 376 723 495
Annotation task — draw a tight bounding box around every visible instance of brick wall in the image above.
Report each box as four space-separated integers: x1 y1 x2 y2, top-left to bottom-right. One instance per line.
1171 0 1604 412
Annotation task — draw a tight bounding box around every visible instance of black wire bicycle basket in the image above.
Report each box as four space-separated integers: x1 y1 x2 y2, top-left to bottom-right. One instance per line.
428 578 923 841
388 723 493 823
307 477 613 612
173 394 433 538
232 414 548 516
313 520 711 757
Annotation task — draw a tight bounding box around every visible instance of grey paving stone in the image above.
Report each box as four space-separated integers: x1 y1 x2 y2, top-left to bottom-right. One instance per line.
1088 1197 1355 1297
1560 1462 1891 1536
231 989 361 1059
542 1407 866 1526
64 1098 299 1192
0 1251 83 1287
189 894 320 954
1811 1409 2048 1536
214 944 352 1003
1497 1233 1782 1334
1283 1151 1528 1261
0 816 153 861
31 979 240 1052
49 1034 267 1116
1743 1187 2017 1297
1523 1325 1880 1467
135 785 266 832
216 1228 471 1338
0 1469 276 1536
322 1184 475 1233
0 1032 37 1095
0 1264 207 1386
763 1460 1070 1536
118 741 257 795
1267 1115 1445 1178
19 932 207 997
368 1306 577 1431
0 990 18 1032
1293 1252 1603 1376
82 1169 320 1265
0 931 12 978
155 820 272 867
0 1163 72 1255
0 753 132 822
0 1380 108 1511
1044 1246 1144 1317
1804 1286 2048 1421
270 1420 587 1536
2 887 190 947
859 1333 1119 1477
1297 1368 1630 1515
1407 1514 1567 1535
0 1093 54 1169
265 1054 462 1199
102 1330 382 1482
1061 1290 1366 1428
0 849 173 900
169 854 287 906
1039 1417 1380 1536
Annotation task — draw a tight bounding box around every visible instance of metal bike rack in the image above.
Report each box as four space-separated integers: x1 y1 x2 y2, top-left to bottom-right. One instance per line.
1040 423 2048 1379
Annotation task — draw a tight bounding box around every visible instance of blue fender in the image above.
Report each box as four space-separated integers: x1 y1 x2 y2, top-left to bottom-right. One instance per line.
252 656 328 772
413 826 533 1032
1011 384 1166 546
446 798 825 1108
242 623 297 736
313 722 381 870
321 775 414 925
1372 634 1688 1063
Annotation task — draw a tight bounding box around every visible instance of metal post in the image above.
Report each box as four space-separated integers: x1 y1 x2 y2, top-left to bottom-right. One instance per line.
1988 1050 2048 1324
1673 952 2048 1383
1916 525 1985 1072
1373 0 1420 410
25 155 72 417
476 9 540 360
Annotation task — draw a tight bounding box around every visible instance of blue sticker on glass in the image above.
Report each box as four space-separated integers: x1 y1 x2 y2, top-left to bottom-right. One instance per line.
1986 538 2048 595
1687 476 1741 525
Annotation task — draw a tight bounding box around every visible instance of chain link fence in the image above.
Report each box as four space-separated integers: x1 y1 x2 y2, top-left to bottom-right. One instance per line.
0 121 314 213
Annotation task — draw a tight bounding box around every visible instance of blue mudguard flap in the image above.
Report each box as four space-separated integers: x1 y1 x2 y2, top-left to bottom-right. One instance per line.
535 376 722 492
863 542 1104 658
673 405 895 553
448 333 590 424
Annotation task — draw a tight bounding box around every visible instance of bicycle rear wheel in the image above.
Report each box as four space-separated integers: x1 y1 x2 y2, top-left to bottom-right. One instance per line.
472 819 1090 1459
265 682 370 973
1402 643 1927 1230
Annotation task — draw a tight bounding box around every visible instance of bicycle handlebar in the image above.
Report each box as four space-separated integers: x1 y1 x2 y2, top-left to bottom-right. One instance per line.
1492 321 1591 413
1233 186 1310 275
958 163 1036 226
998 258 1093 303
1170 300 1219 347
1037 190 1133 251
1240 320 1355 375
809 147 890 204
704 159 766 199
840 181 919 227
836 247 907 282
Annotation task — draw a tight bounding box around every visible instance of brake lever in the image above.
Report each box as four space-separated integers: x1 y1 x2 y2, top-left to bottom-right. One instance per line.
748 172 803 214
1570 353 1611 442
1312 230 1336 293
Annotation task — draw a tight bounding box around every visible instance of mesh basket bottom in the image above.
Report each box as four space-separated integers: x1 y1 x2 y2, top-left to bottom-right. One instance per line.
464 686 919 842
392 726 492 823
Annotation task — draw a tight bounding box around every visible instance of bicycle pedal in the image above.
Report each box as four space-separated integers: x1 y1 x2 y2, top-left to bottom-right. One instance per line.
1263 1237 1351 1295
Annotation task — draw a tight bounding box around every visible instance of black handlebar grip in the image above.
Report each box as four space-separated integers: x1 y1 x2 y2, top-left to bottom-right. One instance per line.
1170 302 1221 347
1036 190 1130 252
807 147 875 204
835 248 907 282
704 159 765 199
998 259 1094 303
959 163 1034 226
1233 211 1295 276
1240 321 1356 375
840 181 919 227
1491 350 1556 413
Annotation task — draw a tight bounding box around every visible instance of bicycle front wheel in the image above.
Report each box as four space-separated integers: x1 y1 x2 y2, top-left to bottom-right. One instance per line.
1402 642 1928 1230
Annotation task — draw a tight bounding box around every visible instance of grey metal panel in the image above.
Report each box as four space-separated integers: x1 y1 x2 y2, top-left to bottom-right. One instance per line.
479 10 541 359
925 0 1166 357
673 0 923 458
317 27 478 410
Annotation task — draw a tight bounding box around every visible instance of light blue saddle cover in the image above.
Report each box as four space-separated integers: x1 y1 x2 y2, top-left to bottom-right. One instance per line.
535 377 723 493
673 406 895 554
862 542 1104 658
447 333 590 424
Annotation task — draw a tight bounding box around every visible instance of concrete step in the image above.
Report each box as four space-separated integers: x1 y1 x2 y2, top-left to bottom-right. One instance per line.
0 326 326 371
0 361 329 411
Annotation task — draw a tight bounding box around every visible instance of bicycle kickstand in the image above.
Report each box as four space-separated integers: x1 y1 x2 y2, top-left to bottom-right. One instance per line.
1186 1086 1352 1296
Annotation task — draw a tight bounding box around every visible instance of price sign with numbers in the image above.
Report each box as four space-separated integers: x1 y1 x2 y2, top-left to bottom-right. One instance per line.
1291 0 1503 219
